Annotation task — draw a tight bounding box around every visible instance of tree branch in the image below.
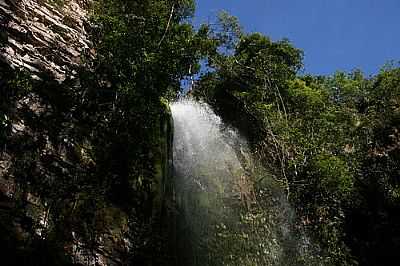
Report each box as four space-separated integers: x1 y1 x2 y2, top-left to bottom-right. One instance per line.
158 3 175 47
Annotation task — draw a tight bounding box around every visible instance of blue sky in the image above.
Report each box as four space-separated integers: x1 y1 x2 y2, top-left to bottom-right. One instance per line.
194 0 400 76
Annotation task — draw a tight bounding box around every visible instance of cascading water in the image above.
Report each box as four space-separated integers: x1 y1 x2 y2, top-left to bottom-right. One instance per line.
171 98 325 266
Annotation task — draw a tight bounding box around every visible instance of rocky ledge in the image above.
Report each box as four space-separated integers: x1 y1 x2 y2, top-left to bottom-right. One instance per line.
0 0 92 82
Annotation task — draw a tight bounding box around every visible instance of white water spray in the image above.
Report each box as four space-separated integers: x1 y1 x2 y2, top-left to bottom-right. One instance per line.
171 98 325 266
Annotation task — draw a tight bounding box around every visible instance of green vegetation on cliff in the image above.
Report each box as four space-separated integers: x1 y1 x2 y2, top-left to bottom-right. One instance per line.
0 1 399 265
193 15 400 265
0 0 206 265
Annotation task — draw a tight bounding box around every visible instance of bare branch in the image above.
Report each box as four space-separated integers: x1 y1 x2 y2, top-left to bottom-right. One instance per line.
158 3 175 47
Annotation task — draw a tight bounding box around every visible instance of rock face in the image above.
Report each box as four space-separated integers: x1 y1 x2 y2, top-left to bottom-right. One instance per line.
0 1 176 265
0 0 92 81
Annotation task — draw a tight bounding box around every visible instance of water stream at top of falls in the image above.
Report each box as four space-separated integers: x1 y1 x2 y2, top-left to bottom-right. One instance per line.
171 98 325 266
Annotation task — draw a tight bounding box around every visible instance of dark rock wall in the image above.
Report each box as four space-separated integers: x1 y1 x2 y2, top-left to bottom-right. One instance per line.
0 1 176 265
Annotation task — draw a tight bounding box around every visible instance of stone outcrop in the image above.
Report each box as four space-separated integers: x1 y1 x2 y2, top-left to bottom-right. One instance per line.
0 1 177 265
0 0 92 82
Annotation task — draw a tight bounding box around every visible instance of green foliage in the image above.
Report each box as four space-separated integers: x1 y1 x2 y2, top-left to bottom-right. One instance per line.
90 0 205 98
1 0 399 264
311 153 353 196
214 11 243 51
287 78 327 113
194 11 400 264
0 0 210 264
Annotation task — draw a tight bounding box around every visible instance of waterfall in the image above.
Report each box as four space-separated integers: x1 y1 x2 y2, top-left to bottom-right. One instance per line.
171 98 324 266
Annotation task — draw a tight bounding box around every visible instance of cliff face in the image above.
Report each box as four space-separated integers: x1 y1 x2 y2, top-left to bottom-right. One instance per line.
0 1 175 265
0 0 92 81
